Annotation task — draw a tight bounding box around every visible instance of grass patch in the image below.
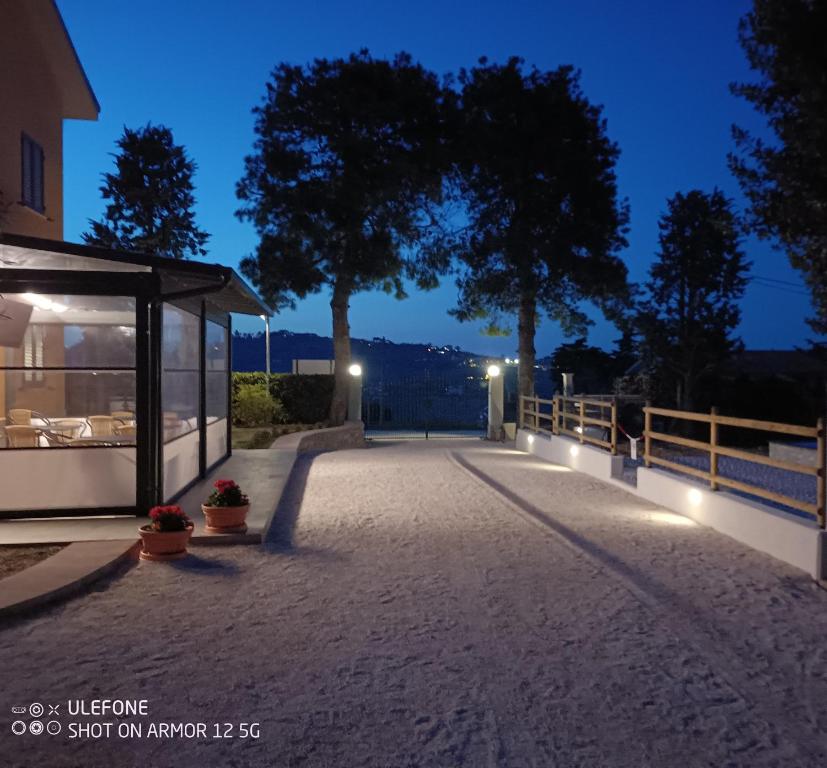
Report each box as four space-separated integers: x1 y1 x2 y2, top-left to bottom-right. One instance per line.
231 423 328 449
0 545 65 580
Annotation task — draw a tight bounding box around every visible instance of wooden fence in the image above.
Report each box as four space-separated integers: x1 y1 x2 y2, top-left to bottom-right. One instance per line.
643 405 826 529
519 395 618 454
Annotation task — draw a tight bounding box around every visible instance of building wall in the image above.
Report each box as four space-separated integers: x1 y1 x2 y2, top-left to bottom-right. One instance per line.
0 2 64 239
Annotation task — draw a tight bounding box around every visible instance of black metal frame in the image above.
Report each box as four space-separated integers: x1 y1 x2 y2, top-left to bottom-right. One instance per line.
0 233 264 520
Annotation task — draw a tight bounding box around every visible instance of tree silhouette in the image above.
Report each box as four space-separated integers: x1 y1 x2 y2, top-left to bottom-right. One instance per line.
637 190 749 411
450 58 630 399
236 51 448 424
729 0 827 332
84 124 209 260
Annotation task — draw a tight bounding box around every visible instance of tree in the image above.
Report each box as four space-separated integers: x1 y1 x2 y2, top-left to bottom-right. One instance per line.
450 58 630 399
549 333 635 394
729 0 827 332
84 124 209 260
236 51 448 424
637 190 749 411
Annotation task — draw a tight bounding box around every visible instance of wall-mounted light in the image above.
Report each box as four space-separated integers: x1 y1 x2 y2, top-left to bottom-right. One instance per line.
527 434 534 445
569 445 579 457
688 488 702 506
486 364 501 378
348 363 362 377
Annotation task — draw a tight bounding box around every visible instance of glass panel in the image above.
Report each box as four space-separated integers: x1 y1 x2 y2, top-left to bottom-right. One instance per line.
0 294 136 368
162 304 200 442
0 370 136 448
205 320 228 424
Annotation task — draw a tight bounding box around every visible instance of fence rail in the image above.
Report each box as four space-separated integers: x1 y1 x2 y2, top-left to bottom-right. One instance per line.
519 395 618 454
643 404 825 528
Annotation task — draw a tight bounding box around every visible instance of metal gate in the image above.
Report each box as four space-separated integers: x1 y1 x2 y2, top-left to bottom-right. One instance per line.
362 369 489 439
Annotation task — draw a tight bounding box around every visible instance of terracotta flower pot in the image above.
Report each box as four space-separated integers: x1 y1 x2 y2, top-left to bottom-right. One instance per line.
139 524 193 561
201 503 249 534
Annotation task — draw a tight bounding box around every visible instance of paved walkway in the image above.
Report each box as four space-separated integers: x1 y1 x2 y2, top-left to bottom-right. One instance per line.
1 440 826 767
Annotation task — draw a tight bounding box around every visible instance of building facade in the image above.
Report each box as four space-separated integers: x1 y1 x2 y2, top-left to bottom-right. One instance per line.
0 0 99 238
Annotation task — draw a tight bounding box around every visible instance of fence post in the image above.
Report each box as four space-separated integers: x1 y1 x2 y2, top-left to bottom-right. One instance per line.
518 396 524 430
818 416 825 529
709 406 719 491
610 399 618 455
578 399 585 444
553 396 559 435
644 401 651 468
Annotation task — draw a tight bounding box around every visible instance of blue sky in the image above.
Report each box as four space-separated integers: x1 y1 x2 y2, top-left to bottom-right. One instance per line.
58 0 818 356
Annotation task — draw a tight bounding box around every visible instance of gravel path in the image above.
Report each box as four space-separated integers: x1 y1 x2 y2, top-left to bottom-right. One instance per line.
2 439 827 767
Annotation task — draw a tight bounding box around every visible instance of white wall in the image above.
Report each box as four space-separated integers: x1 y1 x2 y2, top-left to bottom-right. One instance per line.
163 430 200 501
517 429 624 480
516 428 827 580
206 418 228 469
1 448 136 510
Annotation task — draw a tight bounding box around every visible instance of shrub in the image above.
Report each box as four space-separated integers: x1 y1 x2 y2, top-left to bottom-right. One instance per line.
234 383 280 426
232 373 333 424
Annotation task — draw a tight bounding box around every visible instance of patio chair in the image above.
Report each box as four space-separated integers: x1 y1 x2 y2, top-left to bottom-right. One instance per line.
111 410 134 424
87 415 115 436
5 425 39 448
113 424 136 437
8 409 50 426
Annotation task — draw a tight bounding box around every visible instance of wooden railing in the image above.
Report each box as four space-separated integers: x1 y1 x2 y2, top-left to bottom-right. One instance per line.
643 405 826 528
519 395 618 454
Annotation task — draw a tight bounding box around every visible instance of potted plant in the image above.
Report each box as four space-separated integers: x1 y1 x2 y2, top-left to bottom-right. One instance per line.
139 505 193 561
201 479 250 534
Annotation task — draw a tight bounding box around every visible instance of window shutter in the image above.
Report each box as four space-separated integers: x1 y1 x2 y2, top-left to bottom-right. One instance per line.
21 134 32 206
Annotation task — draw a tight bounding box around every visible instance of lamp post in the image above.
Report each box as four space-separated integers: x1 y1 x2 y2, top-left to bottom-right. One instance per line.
348 363 363 422
487 364 504 440
260 314 271 377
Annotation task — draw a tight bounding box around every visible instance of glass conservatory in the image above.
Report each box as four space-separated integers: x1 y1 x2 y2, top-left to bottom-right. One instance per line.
0 234 271 519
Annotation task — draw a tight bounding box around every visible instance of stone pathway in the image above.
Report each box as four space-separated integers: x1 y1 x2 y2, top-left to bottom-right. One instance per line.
1 439 826 767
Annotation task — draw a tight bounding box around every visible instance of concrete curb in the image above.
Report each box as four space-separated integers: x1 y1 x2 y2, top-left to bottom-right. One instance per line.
270 421 366 453
0 539 141 618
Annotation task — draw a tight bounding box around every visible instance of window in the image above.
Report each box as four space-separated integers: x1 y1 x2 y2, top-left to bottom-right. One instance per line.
0 294 137 448
22 326 44 383
162 304 200 442
21 133 45 213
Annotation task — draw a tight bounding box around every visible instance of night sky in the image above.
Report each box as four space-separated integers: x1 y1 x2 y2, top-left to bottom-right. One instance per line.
57 0 818 356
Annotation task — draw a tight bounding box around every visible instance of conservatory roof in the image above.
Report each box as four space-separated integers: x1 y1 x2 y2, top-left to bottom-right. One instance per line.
0 233 272 317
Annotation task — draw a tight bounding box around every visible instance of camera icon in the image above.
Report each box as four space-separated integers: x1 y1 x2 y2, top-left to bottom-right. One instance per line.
29 720 44 736
11 720 26 736
47 721 61 735
29 703 44 718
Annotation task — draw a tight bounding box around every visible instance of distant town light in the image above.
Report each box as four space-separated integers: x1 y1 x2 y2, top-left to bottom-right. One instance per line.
486 365 501 378
348 364 362 377
514 358 519 365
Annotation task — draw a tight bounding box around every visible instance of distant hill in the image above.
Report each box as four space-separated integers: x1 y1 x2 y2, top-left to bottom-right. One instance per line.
232 330 497 376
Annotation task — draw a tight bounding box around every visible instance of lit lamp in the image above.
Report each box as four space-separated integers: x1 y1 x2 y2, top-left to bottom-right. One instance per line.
347 363 363 422
487 364 504 440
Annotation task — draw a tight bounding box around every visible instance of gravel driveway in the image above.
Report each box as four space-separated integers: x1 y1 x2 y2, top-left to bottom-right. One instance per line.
1 439 826 768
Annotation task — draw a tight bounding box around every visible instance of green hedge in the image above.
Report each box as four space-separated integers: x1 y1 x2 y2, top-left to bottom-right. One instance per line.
231 373 334 425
